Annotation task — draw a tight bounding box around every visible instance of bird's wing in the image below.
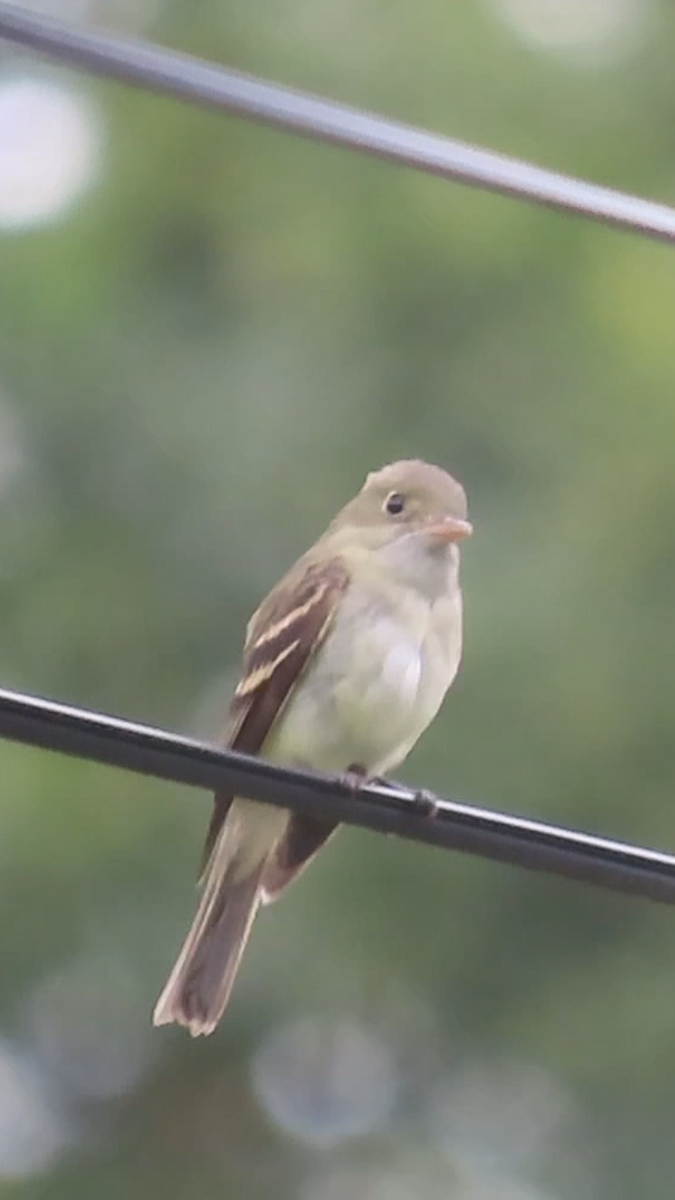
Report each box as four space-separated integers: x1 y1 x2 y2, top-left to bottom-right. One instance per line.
198 555 349 879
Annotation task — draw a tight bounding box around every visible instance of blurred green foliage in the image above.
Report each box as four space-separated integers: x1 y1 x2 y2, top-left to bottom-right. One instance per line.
1 1 675 1197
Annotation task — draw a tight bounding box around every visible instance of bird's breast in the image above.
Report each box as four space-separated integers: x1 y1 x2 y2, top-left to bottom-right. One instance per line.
265 581 462 778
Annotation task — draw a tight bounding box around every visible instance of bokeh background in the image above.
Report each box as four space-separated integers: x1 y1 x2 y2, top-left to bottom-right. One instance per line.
1 0 675 1196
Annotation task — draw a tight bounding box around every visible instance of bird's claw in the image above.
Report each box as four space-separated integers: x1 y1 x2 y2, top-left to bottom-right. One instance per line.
410 788 439 818
337 765 367 794
368 775 439 817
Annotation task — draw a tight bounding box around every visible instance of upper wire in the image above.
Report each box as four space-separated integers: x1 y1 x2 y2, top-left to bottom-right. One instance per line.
1 1 675 243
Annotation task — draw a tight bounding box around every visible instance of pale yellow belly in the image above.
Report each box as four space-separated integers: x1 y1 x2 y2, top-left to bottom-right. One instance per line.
264 592 461 777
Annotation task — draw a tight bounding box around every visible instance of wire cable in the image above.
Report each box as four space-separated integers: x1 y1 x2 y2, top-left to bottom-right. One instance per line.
1 685 675 906
1 1 675 244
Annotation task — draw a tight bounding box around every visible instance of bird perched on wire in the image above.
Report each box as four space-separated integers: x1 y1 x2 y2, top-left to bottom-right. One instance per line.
153 459 472 1036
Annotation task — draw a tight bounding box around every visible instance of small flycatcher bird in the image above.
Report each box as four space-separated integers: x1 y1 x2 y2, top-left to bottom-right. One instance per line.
153 459 471 1036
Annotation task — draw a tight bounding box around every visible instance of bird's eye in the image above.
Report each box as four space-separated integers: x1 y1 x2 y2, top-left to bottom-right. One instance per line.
385 491 405 515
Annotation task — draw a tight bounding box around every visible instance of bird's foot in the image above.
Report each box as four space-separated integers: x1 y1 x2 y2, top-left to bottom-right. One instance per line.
370 775 439 818
336 764 368 794
409 787 439 818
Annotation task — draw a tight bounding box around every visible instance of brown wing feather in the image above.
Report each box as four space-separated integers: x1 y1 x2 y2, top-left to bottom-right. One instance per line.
260 811 338 902
198 557 349 879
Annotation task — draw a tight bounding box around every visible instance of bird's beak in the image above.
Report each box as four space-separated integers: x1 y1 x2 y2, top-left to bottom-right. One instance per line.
425 516 473 544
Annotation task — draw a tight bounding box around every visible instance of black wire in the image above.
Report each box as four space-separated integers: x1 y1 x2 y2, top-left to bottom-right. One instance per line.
1 686 675 906
1 2 675 243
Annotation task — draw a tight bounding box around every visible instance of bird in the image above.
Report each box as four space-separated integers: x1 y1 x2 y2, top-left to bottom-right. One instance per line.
153 458 472 1035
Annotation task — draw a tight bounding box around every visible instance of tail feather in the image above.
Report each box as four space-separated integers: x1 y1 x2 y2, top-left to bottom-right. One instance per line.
153 800 285 1036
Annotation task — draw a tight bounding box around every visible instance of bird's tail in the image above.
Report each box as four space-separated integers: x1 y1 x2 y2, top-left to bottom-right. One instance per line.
153 799 287 1036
